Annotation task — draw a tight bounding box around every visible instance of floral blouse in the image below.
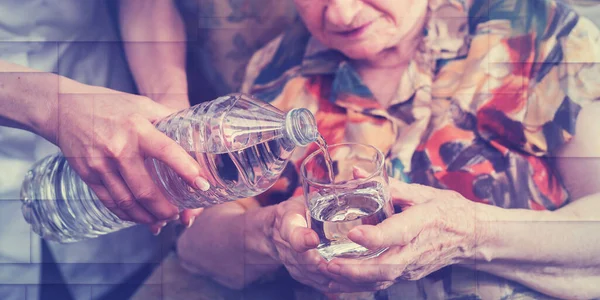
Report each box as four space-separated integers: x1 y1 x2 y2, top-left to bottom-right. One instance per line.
241 0 600 298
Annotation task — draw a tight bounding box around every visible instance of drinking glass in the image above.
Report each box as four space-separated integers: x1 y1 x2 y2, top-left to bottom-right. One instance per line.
300 143 393 261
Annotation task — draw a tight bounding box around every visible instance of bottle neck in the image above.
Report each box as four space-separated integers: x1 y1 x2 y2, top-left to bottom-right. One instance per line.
284 108 318 147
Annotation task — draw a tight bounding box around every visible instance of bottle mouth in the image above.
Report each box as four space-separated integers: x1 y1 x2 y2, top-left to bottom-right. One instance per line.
285 108 318 147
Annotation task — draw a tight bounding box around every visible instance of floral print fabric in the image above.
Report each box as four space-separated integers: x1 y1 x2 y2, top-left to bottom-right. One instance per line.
239 0 600 298
242 0 600 212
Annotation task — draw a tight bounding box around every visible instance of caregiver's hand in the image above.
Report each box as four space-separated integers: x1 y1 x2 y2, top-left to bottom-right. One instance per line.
271 196 333 291
324 177 480 292
47 86 209 230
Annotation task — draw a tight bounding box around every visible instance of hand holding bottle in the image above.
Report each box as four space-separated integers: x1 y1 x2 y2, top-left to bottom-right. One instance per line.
43 86 210 228
22 93 317 242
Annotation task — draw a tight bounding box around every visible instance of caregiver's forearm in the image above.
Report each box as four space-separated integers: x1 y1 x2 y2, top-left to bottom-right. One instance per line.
119 0 189 110
0 59 112 143
469 194 600 299
0 60 57 134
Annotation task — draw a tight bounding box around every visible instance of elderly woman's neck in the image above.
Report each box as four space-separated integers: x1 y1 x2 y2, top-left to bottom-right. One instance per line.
356 36 421 69
352 35 422 107
350 10 427 107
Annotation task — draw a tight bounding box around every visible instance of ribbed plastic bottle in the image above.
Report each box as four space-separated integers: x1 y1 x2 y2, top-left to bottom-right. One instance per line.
20 93 318 243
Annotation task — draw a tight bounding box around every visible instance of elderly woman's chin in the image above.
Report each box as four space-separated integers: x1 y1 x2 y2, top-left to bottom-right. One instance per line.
334 43 388 62
324 31 400 62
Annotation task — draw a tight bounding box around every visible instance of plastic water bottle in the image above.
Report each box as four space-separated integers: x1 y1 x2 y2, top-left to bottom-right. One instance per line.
20 93 319 243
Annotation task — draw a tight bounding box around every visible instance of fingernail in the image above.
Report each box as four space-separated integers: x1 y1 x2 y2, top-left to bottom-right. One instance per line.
161 221 168 227
153 227 162 236
348 228 363 241
317 263 328 274
169 214 180 221
304 232 317 246
194 177 210 191
186 216 196 228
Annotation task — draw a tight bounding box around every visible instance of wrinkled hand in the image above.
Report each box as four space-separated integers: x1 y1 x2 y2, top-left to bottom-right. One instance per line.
49 86 209 232
271 196 333 291
324 177 480 293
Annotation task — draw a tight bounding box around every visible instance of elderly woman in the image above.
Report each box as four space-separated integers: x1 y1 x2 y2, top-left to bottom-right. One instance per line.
177 0 600 299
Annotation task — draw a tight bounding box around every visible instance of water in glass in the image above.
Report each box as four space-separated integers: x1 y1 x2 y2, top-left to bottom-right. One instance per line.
302 143 393 261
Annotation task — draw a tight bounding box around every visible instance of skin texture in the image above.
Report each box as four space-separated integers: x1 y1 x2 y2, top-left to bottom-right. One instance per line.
271 102 600 299
293 0 427 63
0 61 207 231
178 1 600 298
0 0 208 234
119 0 208 231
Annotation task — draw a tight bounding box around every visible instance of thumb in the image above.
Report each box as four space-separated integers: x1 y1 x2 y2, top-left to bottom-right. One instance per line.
347 209 423 250
354 167 435 208
352 166 371 179
389 178 437 207
138 97 180 121
279 209 319 252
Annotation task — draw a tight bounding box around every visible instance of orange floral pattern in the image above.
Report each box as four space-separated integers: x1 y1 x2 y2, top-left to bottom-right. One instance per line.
242 0 600 297
241 0 600 210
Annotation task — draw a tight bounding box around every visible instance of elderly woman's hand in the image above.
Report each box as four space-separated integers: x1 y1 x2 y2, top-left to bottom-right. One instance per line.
322 178 480 293
270 196 334 291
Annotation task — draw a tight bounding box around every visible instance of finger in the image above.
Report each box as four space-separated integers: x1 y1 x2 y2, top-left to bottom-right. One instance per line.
347 208 425 249
134 115 210 191
327 258 404 284
286 264 331 291
117 155 179 221
327 280 394 293
88 183 131 222
318 262 351 283
99 168 156 224
279 211 319 252
291 227 320 252
180 208 203 228
137 98 179 121
275 238 321 269
291 266 331 288
148 93 190 112
296 249 328 273
388 179 438 207
279 249 334 292
352 166 371 179
289 250 332 289
148 221 168 236
79 167 131 221
353 166 434 207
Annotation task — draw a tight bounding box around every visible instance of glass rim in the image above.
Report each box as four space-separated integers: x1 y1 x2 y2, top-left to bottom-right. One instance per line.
300 142 385 189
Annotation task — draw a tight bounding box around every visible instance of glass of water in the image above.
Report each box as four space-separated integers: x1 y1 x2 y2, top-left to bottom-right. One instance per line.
300 143 393 261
